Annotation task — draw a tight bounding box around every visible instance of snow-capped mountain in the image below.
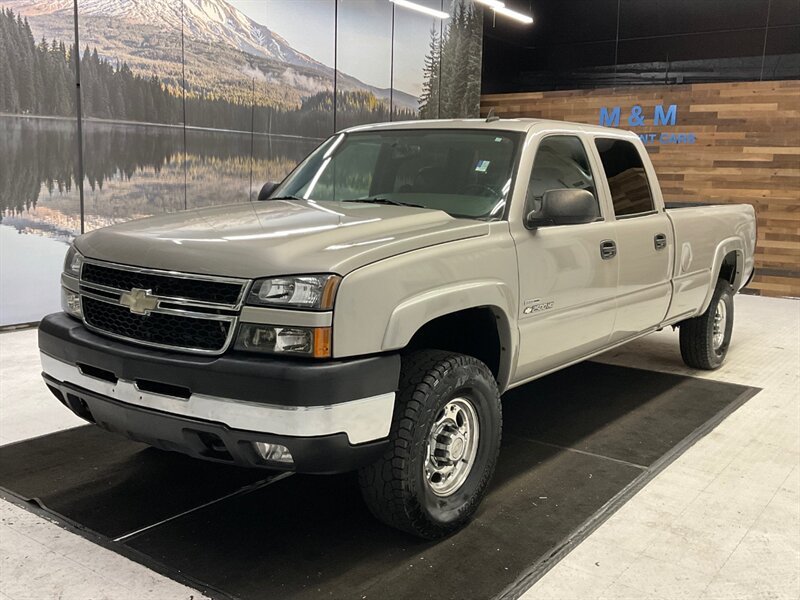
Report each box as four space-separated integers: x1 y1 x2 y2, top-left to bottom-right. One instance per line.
6 0 420 111
8 0 325 71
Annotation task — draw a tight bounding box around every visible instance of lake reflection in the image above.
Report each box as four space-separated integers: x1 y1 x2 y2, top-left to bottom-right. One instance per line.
0 115 319 325
0 116 319 238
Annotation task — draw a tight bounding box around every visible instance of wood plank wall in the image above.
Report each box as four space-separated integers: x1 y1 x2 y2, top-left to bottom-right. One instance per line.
481 80 800 298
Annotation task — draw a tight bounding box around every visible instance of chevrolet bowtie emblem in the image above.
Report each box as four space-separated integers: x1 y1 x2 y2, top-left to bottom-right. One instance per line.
119 288 159 315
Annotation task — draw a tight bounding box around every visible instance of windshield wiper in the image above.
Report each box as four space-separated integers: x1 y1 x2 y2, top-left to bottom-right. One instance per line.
265 195 304 201
342 197 426 209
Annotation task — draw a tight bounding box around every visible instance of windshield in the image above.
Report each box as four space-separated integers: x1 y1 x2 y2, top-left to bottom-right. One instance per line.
272 129 521 220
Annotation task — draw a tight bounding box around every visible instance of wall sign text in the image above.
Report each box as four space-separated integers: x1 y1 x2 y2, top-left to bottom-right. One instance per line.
599 104 695 145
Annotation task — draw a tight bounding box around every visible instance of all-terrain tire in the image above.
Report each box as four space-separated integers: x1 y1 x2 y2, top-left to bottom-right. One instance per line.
679 278 735 370
358 350 502 539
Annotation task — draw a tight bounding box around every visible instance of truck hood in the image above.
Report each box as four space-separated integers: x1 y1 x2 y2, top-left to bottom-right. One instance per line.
75 200 489 278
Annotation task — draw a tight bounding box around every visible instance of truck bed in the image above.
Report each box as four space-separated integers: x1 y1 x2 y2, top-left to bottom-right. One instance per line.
664 202 757 321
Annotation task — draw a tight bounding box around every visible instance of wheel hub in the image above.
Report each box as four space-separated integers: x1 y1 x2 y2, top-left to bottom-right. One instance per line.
449 437 465 461
424 397 479 497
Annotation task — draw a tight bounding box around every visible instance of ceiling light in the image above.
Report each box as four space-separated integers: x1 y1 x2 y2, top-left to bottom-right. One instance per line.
474 0 533 24
495 5 533 24
389 0 450 19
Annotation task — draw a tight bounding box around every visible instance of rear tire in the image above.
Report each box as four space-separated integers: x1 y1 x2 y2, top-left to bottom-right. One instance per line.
358 350 502 539
679 279 735 370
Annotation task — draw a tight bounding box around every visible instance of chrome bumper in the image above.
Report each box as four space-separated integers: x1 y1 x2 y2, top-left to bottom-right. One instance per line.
41 353 395 445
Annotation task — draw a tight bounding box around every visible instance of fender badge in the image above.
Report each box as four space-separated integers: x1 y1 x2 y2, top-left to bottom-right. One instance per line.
523 299 554 314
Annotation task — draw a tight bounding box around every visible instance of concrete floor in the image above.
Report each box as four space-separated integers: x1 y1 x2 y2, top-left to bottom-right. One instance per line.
0 294 798 600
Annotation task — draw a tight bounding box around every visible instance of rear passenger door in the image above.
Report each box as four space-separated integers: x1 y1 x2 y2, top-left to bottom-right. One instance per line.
593 137 673 341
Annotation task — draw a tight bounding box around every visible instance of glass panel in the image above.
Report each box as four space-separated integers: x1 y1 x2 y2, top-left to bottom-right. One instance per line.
184 0 263 208
262 0 335 137
527 136 596 214
392 0 444 120
595 138 655 217
336 0 393 129
439 0 483 118
0 5 80 325
247 0 335 198
78 0 186 226
251 136 320 201
276 129 521 220
185 128 253 209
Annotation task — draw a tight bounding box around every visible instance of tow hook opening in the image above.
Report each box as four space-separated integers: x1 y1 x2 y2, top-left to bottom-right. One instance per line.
65 393 96 423
196 431 233 461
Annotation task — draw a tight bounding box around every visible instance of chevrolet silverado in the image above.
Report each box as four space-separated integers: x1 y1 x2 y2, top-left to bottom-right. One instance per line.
40 118 756 538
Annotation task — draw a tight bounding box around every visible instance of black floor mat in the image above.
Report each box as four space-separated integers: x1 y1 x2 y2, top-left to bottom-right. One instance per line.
0 362 756 600
0 426 275 539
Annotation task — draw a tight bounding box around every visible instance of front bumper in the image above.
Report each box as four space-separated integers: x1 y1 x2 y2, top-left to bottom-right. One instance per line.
39 313 400 473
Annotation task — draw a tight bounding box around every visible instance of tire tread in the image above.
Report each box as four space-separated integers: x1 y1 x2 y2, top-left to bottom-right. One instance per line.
358 350 501 539
679 279 734 370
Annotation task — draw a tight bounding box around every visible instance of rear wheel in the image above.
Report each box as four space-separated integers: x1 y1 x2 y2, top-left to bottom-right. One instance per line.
358 350 501 539
679 278 735 370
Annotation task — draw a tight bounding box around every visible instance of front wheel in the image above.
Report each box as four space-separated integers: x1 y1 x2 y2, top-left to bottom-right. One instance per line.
358 350 502 539
679 278 735 370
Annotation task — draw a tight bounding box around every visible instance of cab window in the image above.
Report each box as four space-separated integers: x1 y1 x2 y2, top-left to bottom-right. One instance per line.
594 138 655 217
526 135 597 216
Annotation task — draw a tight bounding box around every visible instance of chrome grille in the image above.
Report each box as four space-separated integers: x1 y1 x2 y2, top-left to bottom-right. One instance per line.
82 297 231 351
78 259 248 354
82 262 243 306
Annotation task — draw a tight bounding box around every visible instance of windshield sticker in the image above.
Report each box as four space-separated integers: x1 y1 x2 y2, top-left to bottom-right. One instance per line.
475 160 491 173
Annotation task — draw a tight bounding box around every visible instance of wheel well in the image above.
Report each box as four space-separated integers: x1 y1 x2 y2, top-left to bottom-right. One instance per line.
405 307 502 381
719 251 739 285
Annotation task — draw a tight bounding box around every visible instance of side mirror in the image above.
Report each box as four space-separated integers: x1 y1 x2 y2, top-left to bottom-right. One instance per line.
526 189 599 227
257 181 280 201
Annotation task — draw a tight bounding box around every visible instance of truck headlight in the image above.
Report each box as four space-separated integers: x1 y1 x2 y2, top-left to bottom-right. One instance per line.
235 324 332 358
246 275 340 310
64 245 83 277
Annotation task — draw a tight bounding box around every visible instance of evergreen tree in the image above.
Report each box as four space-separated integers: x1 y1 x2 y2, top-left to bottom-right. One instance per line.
419 26 441 119
462 5 483 117
0 7 425 134
15 15 36 112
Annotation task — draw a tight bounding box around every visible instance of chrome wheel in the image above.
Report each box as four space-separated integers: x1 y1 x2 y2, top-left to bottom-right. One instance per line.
712 298 727 351
424 397 480 497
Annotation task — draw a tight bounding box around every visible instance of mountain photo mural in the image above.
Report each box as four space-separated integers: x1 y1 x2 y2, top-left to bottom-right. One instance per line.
5 0 424 133
0 0 483 326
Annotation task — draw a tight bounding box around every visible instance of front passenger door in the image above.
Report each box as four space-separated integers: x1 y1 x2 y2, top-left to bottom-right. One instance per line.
511 135 619 382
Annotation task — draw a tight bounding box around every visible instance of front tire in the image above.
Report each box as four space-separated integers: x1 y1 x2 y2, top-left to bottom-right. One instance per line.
358 350 502 539
679 278 735 370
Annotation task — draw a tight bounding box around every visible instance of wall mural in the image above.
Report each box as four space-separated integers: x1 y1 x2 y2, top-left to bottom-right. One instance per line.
0 0 483 326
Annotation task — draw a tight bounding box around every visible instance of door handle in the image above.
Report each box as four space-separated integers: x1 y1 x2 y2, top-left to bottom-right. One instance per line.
654 233 667 250
600 240 617 260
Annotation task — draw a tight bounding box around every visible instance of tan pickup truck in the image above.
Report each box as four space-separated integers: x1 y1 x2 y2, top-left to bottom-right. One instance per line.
40 118 756 538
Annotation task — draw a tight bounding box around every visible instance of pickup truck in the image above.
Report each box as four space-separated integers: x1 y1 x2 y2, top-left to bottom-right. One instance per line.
40 118 756 539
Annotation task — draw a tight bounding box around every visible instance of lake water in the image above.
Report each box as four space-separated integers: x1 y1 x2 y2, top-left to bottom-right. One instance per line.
0 224 67 326
0 116 319 326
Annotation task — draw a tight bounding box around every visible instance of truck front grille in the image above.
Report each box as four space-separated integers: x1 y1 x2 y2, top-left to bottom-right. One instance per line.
82 262 243 306
77 260 248 355
82 297 232 352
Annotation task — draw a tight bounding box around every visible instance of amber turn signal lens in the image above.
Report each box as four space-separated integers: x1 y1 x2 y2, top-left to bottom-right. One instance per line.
313 327 332 358
320 277 341 310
